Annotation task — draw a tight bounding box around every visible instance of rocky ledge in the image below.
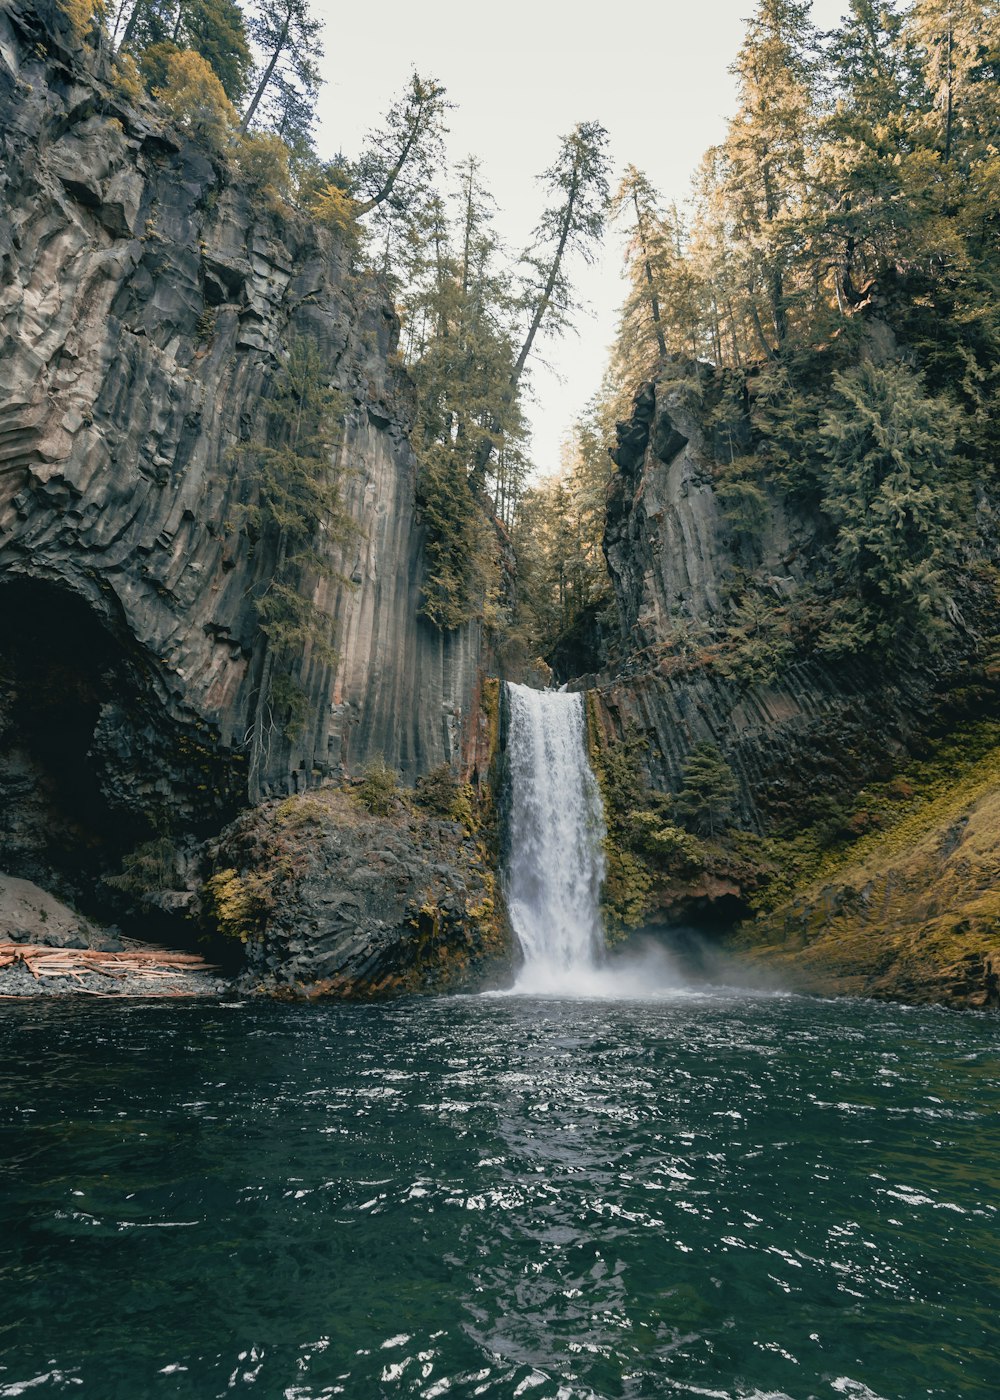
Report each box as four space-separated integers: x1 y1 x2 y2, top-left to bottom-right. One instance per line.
730 730 1000 1010
0 874 227 995
203 786 514 998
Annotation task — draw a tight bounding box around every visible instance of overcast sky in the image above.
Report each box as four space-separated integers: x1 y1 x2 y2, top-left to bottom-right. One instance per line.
312 0 847 477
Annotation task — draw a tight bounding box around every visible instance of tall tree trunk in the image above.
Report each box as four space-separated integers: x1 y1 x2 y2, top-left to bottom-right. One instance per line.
943 26 954 162
116 0 147 52
469 169 582 488
748 295 776 361
354 93 436 215
240 8 291 135
760 158 787 344
633 190 667 360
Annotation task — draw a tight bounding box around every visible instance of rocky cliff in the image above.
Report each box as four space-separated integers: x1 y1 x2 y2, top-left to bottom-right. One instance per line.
595 365 989 830
590 362 1000 1007
0 0 484 911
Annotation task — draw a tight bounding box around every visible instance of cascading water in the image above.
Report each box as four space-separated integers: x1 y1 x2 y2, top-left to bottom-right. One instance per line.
504 682 608 993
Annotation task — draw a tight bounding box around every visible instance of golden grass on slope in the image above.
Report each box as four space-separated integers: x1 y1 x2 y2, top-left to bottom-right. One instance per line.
735 735 1000 1007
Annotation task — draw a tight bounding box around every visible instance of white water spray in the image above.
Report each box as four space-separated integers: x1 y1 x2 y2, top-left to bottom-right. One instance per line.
504 683 608 993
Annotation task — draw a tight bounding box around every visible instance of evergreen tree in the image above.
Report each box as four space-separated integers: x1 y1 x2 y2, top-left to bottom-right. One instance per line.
240 0 322 138
513 121 611 383
116 0 251 102
612 167 670 364
469 120 610 489
353 73 450 218
310 74 451 288
819 359 967 651
908 1 1000 170
611 173 707 386
717 0 820 353
674 743 739 837
153 47 238 148
181 0 252 101
815 0 926 303
397 163 525 627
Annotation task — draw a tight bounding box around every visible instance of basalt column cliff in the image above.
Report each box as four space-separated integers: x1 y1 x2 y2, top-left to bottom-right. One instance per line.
0 1 484 919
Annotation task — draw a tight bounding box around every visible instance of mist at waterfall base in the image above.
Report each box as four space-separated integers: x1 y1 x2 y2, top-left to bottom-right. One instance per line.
502 683 757 1000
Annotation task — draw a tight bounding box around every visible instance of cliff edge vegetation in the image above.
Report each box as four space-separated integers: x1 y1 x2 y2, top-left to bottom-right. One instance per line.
513 0 1000 1007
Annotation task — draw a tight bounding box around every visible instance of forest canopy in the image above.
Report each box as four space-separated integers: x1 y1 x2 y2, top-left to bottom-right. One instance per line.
74 0 1000 667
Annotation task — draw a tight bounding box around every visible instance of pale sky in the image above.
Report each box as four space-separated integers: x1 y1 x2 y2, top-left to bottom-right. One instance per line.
312 0 848 477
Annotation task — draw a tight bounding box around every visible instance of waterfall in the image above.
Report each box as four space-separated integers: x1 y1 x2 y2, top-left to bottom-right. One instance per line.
504 682 608 993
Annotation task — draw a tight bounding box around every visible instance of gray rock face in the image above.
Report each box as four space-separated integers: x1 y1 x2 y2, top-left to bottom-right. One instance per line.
0 2 482 898
596 370 939 830
211 789 512 997
604 370 813 649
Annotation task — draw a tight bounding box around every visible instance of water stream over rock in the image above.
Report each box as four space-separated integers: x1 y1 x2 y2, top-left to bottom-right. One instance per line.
504 683 608 994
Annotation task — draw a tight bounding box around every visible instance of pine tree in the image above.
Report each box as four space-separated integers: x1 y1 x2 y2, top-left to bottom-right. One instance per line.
153 48 237 148
468 120 610 489
819 359 967 651
116 0 251 102
713 0 820 354
400 163 524 627
611 171 707 385
674 744 739 837
513 121 610 382
908 1 1000 170
180 0 251 101
815 1 926 303
240 0 323 139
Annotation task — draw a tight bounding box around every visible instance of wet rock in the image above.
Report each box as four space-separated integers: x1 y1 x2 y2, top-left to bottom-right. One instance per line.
209 789 513 999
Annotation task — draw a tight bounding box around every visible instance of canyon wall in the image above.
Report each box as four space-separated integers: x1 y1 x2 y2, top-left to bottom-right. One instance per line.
593 366 967 831
0 0 483 901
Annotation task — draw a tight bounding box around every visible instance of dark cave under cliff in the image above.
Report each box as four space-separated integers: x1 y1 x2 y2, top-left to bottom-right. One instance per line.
0 578 241 943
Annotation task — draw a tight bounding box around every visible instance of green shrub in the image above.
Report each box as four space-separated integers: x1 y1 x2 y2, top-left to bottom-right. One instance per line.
104 835 178 899
154 49 237 150
356 757 399 816
203 867 273 941
628 813 706 868
415 764 476 827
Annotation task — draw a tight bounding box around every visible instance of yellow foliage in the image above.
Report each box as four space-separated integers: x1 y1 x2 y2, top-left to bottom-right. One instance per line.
154 49 237 150
310 183 361 247
110 51 144 103
203 867 272 941
235 133 292 207
58 0 104 43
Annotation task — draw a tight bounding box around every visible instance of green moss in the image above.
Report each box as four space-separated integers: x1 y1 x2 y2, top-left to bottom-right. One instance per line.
750 718 1000 915
414 764 476 829
731 716 1000 1003
353 756 400 816
274 796 329 831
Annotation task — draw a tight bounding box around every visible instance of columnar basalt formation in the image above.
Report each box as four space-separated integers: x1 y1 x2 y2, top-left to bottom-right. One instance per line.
0 1 483 903
597 369 951 829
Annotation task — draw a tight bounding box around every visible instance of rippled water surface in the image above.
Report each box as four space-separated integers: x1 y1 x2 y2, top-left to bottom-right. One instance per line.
1 992 997 1399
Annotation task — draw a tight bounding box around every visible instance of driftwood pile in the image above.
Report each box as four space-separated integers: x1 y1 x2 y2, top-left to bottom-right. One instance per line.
0 941 219 996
